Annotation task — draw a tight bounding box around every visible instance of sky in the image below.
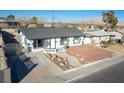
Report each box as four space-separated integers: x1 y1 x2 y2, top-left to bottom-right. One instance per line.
0 10 124 22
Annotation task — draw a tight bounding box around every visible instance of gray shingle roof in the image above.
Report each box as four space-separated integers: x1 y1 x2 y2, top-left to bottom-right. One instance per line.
19 27 84 40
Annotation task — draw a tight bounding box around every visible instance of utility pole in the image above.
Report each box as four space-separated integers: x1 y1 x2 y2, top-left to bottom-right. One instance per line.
52 10 55 27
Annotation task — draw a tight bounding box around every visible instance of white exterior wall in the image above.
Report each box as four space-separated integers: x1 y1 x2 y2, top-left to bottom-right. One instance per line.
19 32 84 52
84 36 110 46
68 36 84 46
84 37 92 44
94 36 110 46
50 38 67 49
93 36 110 44
19 32 28 49
32 36 84 52
32 47 44 52
100 36 110 42
55 38 64 48
19 32 33 51
51 38 56 48
55 36 84 49
68 37 74 46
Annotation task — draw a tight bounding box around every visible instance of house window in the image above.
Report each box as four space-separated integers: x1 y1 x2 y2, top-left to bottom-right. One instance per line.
46 39 51 48
99 37 101 40
33 39 43 48
73 36 80 44
47 40 51 45
33 40 37 48
60 37 68 45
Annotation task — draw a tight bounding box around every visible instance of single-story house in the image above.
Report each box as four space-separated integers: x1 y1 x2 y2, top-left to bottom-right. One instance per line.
83 30 122 46
18 27 85 53
0 17 20 28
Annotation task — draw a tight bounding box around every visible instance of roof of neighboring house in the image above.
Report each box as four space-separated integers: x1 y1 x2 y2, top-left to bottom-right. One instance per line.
0 17 17 23
118 30 124 33
19 27 84 40
84 30 121 37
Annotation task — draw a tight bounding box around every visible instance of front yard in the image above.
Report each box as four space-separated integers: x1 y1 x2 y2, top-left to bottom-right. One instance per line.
106 43 124 54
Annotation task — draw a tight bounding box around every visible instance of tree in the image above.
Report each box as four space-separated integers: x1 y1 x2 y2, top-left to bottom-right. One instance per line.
102 11 124 43
6 14 15 21
102 10 118 31
30 16 38 24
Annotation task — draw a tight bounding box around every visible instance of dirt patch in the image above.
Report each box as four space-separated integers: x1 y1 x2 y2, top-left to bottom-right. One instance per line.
106 44 124 53
67 44 114 64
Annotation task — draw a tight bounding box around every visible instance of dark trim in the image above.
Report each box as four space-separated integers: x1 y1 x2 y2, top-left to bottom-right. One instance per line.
55 38 56 49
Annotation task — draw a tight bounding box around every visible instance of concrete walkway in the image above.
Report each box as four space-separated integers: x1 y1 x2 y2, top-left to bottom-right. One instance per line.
20 53 64 83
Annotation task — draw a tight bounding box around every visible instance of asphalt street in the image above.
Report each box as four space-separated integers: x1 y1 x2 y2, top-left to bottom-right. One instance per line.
74 60 124 83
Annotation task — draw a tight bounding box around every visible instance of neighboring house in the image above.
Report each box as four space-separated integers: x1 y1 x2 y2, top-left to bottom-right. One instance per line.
0 17 6 22
44 23 52 27
84 30 122 46
18 27 84 53
118 29 124 35
0 17 20 28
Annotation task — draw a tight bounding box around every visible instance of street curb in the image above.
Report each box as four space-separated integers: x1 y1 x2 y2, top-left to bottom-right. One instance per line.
64 54 124 83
